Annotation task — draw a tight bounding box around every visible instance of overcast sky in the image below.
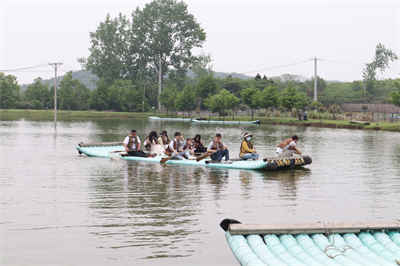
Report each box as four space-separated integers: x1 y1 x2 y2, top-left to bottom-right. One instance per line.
1 0 399 84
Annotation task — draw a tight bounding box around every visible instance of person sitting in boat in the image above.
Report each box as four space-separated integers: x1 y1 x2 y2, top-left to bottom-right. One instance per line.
158 130 170 151
166 132 186 159
183 138 195 159
276 135 302 157
143 131 163 156
207 133 229 162
239 132 259 160
193 134 207 154
123 129 147 157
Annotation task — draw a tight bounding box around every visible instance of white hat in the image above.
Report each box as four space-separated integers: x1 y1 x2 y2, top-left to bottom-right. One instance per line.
243 132 253 139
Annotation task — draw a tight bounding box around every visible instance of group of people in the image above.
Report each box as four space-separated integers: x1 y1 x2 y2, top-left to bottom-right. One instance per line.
123 129 302 162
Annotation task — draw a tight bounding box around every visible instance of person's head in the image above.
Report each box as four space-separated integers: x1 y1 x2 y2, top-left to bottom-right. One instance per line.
174 132 183 140
161 130 168 137
194 134 201 142
243 132 253 142
149 131 158 140
214 133 222 142
292 135 299 142
130 130 137 137
186 138 192 144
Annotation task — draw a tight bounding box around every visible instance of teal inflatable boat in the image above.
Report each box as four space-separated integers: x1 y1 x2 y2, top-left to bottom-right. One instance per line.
220 219 400 266
148 116 192 122
192 119 260 125
77 142 311 171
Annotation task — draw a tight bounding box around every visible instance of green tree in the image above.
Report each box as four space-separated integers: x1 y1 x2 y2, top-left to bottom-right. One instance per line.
279 86 310 112
24 78 51 109
221 77 246 96
58 72 91 110
85 14 133 85
90 79 110 110
176 85 196 115
257 85 279 110
132 0 206 109
108 79 143 112
85 0 206 111
160 85 178 113
196 75 218 109
240 87 259 119
391 81 400 107
205 89 239 117
362 43 398 99
0 73 19 109
304 76 326 98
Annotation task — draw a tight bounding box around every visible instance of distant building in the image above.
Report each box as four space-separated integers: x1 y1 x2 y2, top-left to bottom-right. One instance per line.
341 103 400 121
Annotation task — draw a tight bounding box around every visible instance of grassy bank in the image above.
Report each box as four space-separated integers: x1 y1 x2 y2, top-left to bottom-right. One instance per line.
205 115 400 132
0 109 155 120
1 109 400 132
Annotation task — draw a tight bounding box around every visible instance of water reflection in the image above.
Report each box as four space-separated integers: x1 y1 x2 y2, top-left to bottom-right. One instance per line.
87 162 204 259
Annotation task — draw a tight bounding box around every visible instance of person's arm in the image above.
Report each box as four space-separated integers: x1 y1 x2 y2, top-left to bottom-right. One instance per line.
137 137 141 151
294 147 302 155
289 141 301 155
222 142 228 150
207 142 216 153
242 142 255 153
123 137 130 152
169 141 175 153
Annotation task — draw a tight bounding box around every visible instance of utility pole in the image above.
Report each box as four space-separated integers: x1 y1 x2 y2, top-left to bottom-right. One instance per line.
49 62 63 129
158 56 162 111
143 81 146 113
313 57 318 102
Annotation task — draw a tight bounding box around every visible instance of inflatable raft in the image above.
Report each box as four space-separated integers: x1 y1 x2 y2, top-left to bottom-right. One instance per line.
220 219 400 266
76 142 311 171
192 119 260 125
148 116 192 122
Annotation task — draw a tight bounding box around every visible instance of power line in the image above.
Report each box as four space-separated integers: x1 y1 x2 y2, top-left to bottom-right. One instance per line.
241 59 312 74
0 64 49 72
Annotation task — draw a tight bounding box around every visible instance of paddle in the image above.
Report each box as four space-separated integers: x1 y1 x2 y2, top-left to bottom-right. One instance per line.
109 150 127 160
160 156 172 164
196 151 214 162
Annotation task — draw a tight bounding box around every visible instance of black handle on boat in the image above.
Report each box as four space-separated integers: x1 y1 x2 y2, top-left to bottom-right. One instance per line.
220 218 241 232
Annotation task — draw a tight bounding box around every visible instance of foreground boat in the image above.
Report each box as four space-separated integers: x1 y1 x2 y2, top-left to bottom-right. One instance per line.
192 119 260 125
76 142 311 171
148 116 192 122
220 219 400 266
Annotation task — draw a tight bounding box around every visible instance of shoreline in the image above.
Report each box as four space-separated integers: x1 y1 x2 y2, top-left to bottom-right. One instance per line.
1 109 399 132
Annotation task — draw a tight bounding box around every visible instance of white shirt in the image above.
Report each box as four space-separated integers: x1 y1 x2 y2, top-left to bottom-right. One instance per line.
207 140 225 150
284 141 296 150
123 135 141 151
169 138 183 152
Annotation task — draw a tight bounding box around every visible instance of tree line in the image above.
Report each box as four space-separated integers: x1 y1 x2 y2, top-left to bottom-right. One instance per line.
2 68 400 117
1 0 400 116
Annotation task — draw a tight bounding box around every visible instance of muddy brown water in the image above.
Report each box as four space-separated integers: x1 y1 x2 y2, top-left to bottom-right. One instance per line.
1 118 400 265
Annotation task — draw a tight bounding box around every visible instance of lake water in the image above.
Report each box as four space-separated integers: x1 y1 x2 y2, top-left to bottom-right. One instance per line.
1 118 400 265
